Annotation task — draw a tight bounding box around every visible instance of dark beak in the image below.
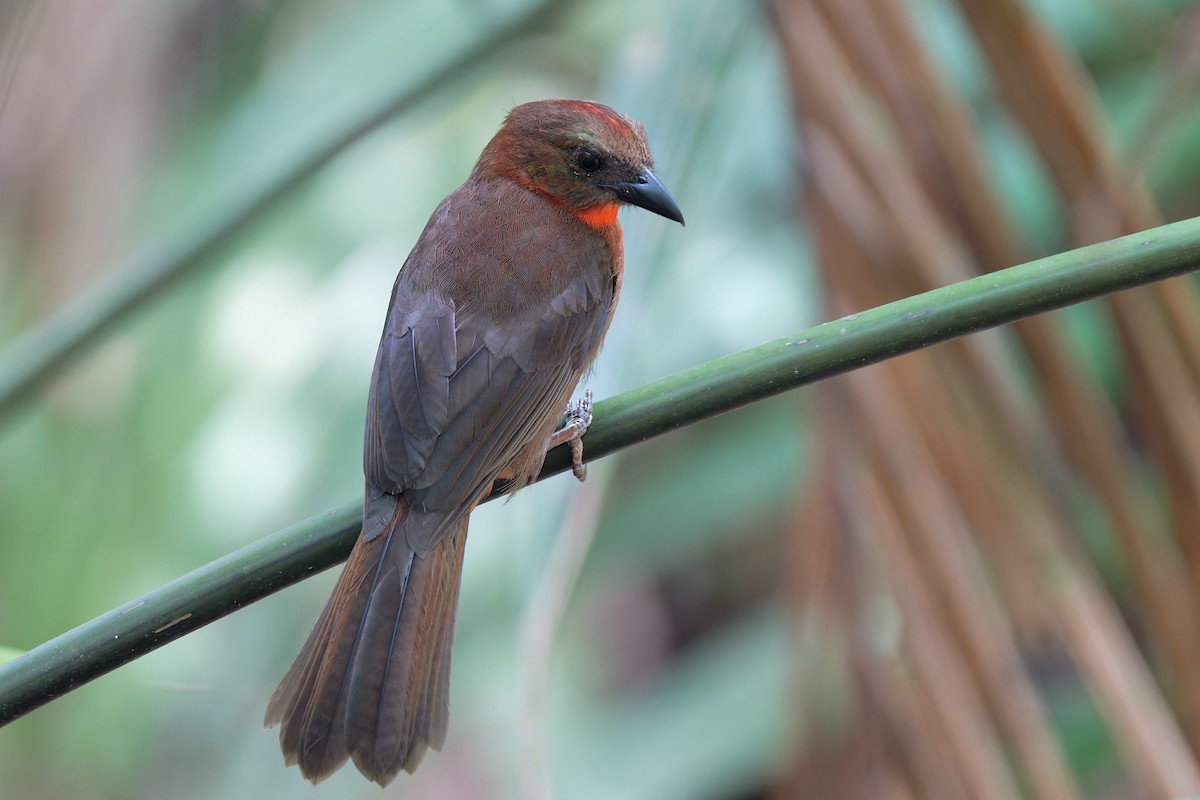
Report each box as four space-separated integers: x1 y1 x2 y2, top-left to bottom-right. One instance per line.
610 169 685 225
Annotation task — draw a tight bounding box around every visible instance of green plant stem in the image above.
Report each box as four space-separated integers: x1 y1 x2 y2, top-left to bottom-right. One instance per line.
2 217 1200 725
0 0 570 425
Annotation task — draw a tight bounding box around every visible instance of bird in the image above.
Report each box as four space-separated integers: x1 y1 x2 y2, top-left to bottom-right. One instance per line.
263 99 684 786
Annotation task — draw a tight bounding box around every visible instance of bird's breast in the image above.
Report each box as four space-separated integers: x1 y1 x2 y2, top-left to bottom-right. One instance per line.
415 179 620 323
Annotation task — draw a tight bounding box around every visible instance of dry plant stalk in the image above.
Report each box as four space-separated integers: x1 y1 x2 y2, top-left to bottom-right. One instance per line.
768 0 1200 796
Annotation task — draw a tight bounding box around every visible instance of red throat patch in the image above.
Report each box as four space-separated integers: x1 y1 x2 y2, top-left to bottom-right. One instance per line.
574 203 620 229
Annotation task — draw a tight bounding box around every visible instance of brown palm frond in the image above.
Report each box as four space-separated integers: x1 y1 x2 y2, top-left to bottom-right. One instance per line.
768 0 1200 796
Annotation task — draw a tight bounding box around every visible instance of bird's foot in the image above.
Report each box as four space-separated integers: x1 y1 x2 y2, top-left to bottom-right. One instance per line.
548 389 593 481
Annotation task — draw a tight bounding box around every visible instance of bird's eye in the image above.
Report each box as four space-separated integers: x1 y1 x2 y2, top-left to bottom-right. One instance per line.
575 149 603 174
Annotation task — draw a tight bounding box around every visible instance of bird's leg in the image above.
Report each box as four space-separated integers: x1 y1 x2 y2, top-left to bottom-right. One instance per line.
548 389 593 481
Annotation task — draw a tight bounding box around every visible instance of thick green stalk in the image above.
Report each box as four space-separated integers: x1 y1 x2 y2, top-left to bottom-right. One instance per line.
2 217 1200 724
0 0 569 424
542 217 1200 473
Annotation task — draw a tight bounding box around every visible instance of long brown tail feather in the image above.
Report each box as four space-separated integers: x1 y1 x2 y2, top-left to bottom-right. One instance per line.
265 503 469 786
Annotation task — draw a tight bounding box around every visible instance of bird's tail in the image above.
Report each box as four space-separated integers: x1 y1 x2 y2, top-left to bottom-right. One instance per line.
264 501 467 786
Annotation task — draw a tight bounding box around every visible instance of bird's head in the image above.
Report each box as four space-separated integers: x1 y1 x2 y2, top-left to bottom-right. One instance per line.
475 99 684 228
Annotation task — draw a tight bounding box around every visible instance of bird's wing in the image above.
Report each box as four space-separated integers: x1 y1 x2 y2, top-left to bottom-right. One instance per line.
362 219 614 555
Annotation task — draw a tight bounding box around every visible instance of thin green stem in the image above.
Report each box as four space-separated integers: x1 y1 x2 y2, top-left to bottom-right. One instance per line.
0 0 570 424
2 217 1200 724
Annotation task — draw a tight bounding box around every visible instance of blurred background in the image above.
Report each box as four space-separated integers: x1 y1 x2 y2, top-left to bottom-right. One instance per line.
2 0 1200 797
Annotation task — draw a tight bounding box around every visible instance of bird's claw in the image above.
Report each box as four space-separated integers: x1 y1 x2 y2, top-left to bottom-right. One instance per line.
549 389 593 481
